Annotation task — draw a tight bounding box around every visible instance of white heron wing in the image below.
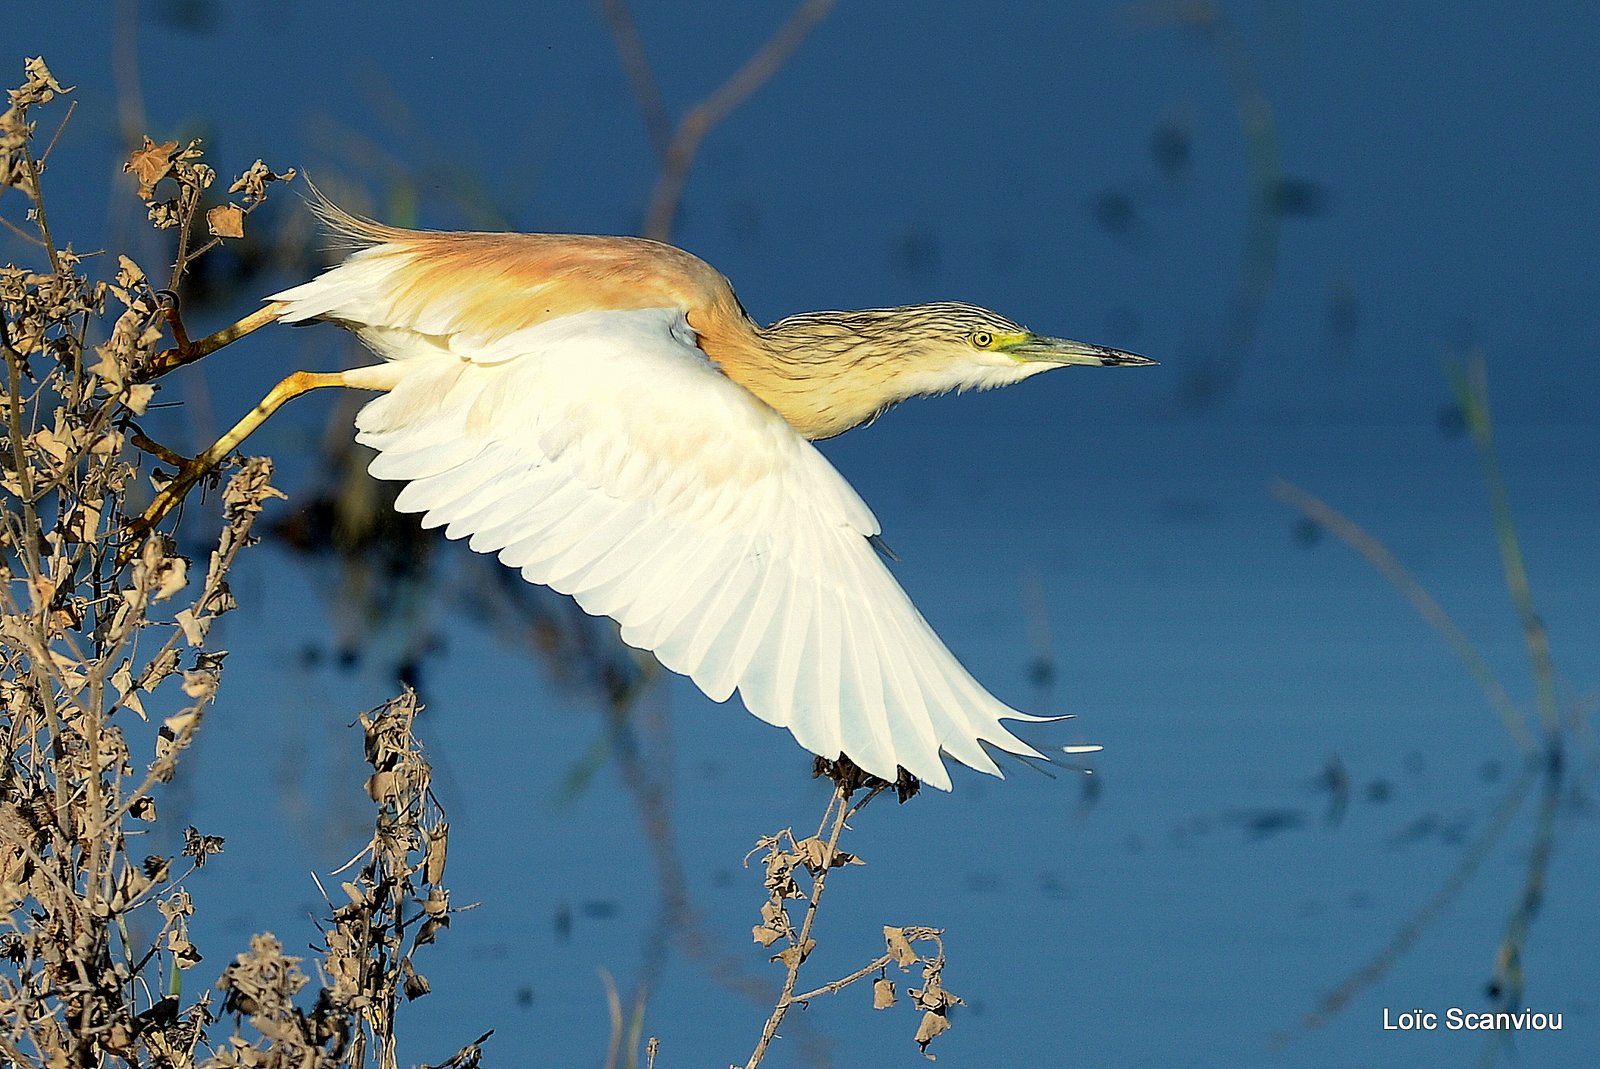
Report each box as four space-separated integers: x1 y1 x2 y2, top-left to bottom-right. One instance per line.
347 306 1048 789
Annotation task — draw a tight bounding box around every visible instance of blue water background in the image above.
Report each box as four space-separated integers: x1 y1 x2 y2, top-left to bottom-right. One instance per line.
11 3 1599 1066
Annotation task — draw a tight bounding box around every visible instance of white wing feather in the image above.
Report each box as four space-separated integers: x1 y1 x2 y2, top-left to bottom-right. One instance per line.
272 265 1050 787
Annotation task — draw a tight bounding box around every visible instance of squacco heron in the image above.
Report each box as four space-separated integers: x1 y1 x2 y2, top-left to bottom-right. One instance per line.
135 198 1153 790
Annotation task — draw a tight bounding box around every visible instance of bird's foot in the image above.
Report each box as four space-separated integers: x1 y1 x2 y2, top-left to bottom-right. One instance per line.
811 754 920 803
119 439 222 565
143 289 195 379
140 292 286 381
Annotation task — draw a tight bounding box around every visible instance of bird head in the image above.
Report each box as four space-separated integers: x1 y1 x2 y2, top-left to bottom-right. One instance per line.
792 301 1154 405
894 301 1155 388
752 301 1154 438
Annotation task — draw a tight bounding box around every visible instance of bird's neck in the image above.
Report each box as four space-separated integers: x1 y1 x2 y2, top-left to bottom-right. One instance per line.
694 310 966 440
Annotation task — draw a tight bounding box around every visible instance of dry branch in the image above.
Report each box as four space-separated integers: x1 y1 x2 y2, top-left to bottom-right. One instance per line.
1 56 464 1069
601 0 838 241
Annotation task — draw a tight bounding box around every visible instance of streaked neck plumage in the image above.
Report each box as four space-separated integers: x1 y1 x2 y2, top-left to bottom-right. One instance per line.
699 304 1053 440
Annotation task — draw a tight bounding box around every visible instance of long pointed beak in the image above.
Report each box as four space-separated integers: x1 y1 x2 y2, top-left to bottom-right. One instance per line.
1007 333 1156 367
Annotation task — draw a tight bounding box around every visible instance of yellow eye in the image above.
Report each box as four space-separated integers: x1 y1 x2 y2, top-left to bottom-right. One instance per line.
971 331 994 349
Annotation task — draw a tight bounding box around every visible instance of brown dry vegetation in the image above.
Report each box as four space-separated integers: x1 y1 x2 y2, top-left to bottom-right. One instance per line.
1 59 472 1069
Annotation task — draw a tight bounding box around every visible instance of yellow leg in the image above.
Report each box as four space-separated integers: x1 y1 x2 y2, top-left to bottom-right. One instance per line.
123 370 351 555
147 300 290 379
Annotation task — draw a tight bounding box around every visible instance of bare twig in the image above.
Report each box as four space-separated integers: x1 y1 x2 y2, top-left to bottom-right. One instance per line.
790 952 893 1004
38 99 77 166
599 968 646 1069
19 134 64 278
744 787 855 1068
598 0 673 160
1271 478 1536 753
1481 744 1563 1068
639 0 838 240
601 969 624 1069
0 212 46 246
1447 353 1561 736
1141 1 1287 409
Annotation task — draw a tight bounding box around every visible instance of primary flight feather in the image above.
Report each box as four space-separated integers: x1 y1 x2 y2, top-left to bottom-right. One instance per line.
246 202 1153 790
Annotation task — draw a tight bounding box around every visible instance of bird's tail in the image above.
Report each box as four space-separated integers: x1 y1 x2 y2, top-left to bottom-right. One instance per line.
266 179 428 325
299 177 409 250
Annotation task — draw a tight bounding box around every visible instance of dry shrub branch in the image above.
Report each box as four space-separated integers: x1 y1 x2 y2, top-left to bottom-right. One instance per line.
1 57 469 1069
600 0 839 241
739 766 962 1067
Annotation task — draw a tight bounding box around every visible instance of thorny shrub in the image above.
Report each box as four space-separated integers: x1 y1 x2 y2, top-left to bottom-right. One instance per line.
1 58 472 1069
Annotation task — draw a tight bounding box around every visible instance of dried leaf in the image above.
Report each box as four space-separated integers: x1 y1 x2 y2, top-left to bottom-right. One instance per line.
182 826 224 865
168 931 203 969
30 426 68 462
13 57 72 107
94 724 130 773
89 430 125 455
421 886 450 923
787 835 860 872
123 382 155 416
221 456 285 515
366 769 396 803
794 836 830 873
401 958 431 1000
163 711 199 736
414 915 445 948
914 1009 950 1052
138 647 180 690
770 937 814 967
146 199 180 229
873 976 897 1009
206 203 245 239
884 926 918 967
24 56 69 92
423 822 449 885
64 501 102 543
158 888 194 919
152 554 188 600
111 661 145 718
103 1019 137 1059
126 137 178 198
910 967 961 1010
180 664 220 699
228 160 296 202
87 346 123 385
174 607 209 646
115 253 147 291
